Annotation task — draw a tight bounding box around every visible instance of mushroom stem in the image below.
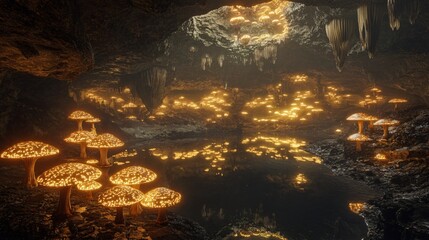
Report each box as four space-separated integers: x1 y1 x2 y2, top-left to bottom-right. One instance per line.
356 141 362 151
130 184 143 216
157 208 167 224
382 126 389 139
86 191 93 200
115 207 125 224
23 157 38 188
99 148 110 166
77 120 84 131
394 103 398 111
369 121 374 131
91 123 96 134
357 121 364 134
80 142 88 159
55 186 72 219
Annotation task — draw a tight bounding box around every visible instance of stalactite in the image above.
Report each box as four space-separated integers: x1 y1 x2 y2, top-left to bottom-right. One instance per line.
387 0 403 30
357 1 382 59
406 0 420 24
206 54 212 68
201 56 206 70
325 18 356 72
136 67 167 113
217 55 224 67
201 54 212 70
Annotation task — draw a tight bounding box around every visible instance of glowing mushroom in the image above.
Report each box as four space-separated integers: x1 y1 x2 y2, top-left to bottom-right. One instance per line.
64 130 96 159
98 186 145 224
87 133 124 167
141 187 181 223
110 166 157 215
346 113 370 134
37 163 101 218
1 141 59 188
122 102 138 114
374 119 399 139
86 118 101 134
388 98 407 111
347 133 372 151
365 114 379 132
77 180 102 200
68 111 94 131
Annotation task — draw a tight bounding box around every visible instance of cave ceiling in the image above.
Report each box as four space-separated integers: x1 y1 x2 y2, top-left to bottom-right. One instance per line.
0 0 428 99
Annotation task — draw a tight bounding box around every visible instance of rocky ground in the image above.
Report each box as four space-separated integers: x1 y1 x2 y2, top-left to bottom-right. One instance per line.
306 107 429 240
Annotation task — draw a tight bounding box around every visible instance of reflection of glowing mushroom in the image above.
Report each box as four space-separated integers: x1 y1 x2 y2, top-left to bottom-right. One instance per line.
64 131 96 159
86 118 101 134
388 98 407 111
77 180 102 200
1 141 59 188
141 187 181 223
98 186 145 224
110 166 157 215
68 111 94 131
347 113 369 134
87 133 124 167
37 163 101 218
347 133 372 151
374 119 399 139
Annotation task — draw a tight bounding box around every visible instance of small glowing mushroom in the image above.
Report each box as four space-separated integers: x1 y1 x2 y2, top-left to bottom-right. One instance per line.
347 133 372 151
86 118 101 134
77 180 102 200
122 102 138 114
68 111 94 131
98 186 145 224
1 141 59 188
64 130 96 159
346 113 369 134
141 187 181 223
110 166 157 215
37 163 101 218
388 98 407 111
87 133 124 167
374 119 399 139
239 35 251 45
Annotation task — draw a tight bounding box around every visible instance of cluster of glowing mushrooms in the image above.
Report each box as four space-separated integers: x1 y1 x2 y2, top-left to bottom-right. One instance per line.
0 110 182 225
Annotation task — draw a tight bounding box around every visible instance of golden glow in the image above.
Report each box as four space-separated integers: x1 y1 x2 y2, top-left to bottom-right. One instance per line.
98 185 145 207
346 113 377 121
64 131 96 143
1 141 59 159
86 159 99 165
86 118 101 123
112 149 138 158
77 180 102 191
374 119 399 126
122 102 138 108
295 173 307 185
141 187 181 209
348 202 365 214
388 98 407 104
374 153 387 161
37 163 102 187
87 133 124 149
109 166 157 185
68 111 93 120
230 227 288 239
347 133 371 142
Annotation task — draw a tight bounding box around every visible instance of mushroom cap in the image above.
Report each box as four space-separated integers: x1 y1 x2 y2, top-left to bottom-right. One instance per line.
347 133 372 142
388 98 407 103
87 133 124 149
98 185 144 207
77 180 102 191
374 119 400 126
68 111 94 120
37 163 102 187
86 118 101 123
64 131 96 143
109 166 157 185
1 141 59 159
141 187 181 209
122 102 138 108
346 113 377 121
86 159 99 165
116 98 125 103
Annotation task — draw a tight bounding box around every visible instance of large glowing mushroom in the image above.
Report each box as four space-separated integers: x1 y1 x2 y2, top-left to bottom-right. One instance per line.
1 141 59 188
98 186 145 224
37 163 101 218
86 118 101 134
141 187 181 223
68 111 94 131
388 98 407 111
110 166 157 215
374 119 399 139
87 133 124 167
347 133 372 151
64 130 96 159
346 113 369 134
77 180 102 200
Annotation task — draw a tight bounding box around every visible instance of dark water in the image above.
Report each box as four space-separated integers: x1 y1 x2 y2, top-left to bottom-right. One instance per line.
118 134 378 240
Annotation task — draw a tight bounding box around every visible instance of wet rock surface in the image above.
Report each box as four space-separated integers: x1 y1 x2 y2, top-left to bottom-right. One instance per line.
306 108 429 240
